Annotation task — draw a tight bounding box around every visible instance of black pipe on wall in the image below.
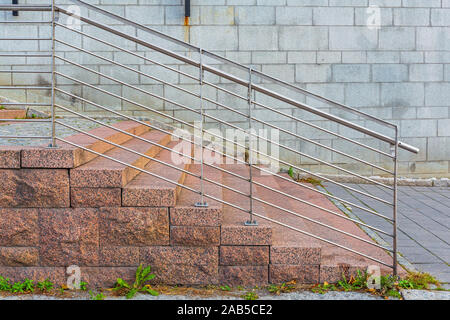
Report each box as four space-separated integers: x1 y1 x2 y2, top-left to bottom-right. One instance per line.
12 0 18 16
185 0 190 17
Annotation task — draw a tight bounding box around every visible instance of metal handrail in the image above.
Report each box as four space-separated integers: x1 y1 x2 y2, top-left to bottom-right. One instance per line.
60 0 419 154
0 2 423 276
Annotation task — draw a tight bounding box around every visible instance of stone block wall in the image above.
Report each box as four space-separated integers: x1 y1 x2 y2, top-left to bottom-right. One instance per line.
0 0 449 177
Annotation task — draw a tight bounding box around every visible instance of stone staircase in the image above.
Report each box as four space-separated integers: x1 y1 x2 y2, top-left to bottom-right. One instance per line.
0 121 396 288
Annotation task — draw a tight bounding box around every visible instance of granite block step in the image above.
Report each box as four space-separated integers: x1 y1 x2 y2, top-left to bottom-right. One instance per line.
70 130 171 188
21 120 151 169
122 141 190 207
220 164 273 246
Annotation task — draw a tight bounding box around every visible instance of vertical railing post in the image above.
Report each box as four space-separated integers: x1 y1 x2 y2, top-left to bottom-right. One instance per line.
392 126 399 277
245 68 257 226
195 49 207 208
49 0 57 148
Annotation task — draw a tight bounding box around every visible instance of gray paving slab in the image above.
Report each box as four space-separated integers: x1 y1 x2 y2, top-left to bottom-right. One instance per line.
324 183 450 283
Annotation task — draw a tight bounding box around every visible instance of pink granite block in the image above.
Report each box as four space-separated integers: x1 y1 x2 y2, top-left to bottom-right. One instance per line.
140 247 219 285
270 246 321 265
122 186 176 207
0 267 66 285
219 266 269 286
269 265 320 284
99 207 169 246
170 207 222 227
0 247 39 266
220 246 269 266
21 147 77 169
0 208 39 246
319 264 369 284
0 147 21 168
39 208 99 266
0 169 70 208
221 226 272 246
170 226 220 246
100 247 140 267
71 187 121 208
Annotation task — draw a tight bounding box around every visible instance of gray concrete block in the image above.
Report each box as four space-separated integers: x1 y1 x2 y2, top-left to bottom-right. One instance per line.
410 64 443 82
342 51 367 63
275 7 312 25
262 64 295 83
400 119 437 137
425 52 450 63
236 6 275 25
402 0 441 7
417 27 450 51
400 52 424 63
191 26 238 50
394 8 430 26
124 5 165 25
372 64 408 82
201 6 235 25
287 0 328 5
329 0 368 6
367 51 400 63
381 83 424 107
239 26 278 51
313 7 354 26
296 64 332 83
317 52 341 64
445 65 450 81
417 107 449 120
279 26 328 50
425 83 450 107
369 0 401 6
355 7 393 26
332 64 370 83
379 27 415 50
344 83 380 107
437 119 450 137
330 27 378 50
287 51 316 64
431 9 450 27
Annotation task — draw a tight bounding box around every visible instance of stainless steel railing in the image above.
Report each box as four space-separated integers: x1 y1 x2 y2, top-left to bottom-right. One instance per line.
0 1 421 276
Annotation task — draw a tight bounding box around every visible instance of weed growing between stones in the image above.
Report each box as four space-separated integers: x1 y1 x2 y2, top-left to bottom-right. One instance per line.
112 264 159 299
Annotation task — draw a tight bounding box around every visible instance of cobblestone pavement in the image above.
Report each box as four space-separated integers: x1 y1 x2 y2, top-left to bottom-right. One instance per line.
323 183 450 283
0 118 120 146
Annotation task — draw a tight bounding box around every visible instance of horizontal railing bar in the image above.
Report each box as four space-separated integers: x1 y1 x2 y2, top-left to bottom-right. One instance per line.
54 89 251 180
249 211 393 268
56 120 250 198
252 99 394 158
0 38 52 41
54 39 198 98
252 116 394 175
253 158 393 206
252 179 393 236
252 70 398 128
253 196 393 250
203 80 248 102
0 119 50 122
63 0 199 52
0 136 51 139
61 0 395 131
58 5 418 154
253 166 393 221
54 71 253 164
0 86 51 90
0 21 52 24
0 54 51 57
55 103 250 183
0 5 51 11
204 81 392 174
0 70 52 74
55 71 195 129
0 103 51 106
55 22 198 82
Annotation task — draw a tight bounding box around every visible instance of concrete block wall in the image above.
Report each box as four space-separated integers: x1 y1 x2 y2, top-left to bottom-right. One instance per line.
0 0 449 177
